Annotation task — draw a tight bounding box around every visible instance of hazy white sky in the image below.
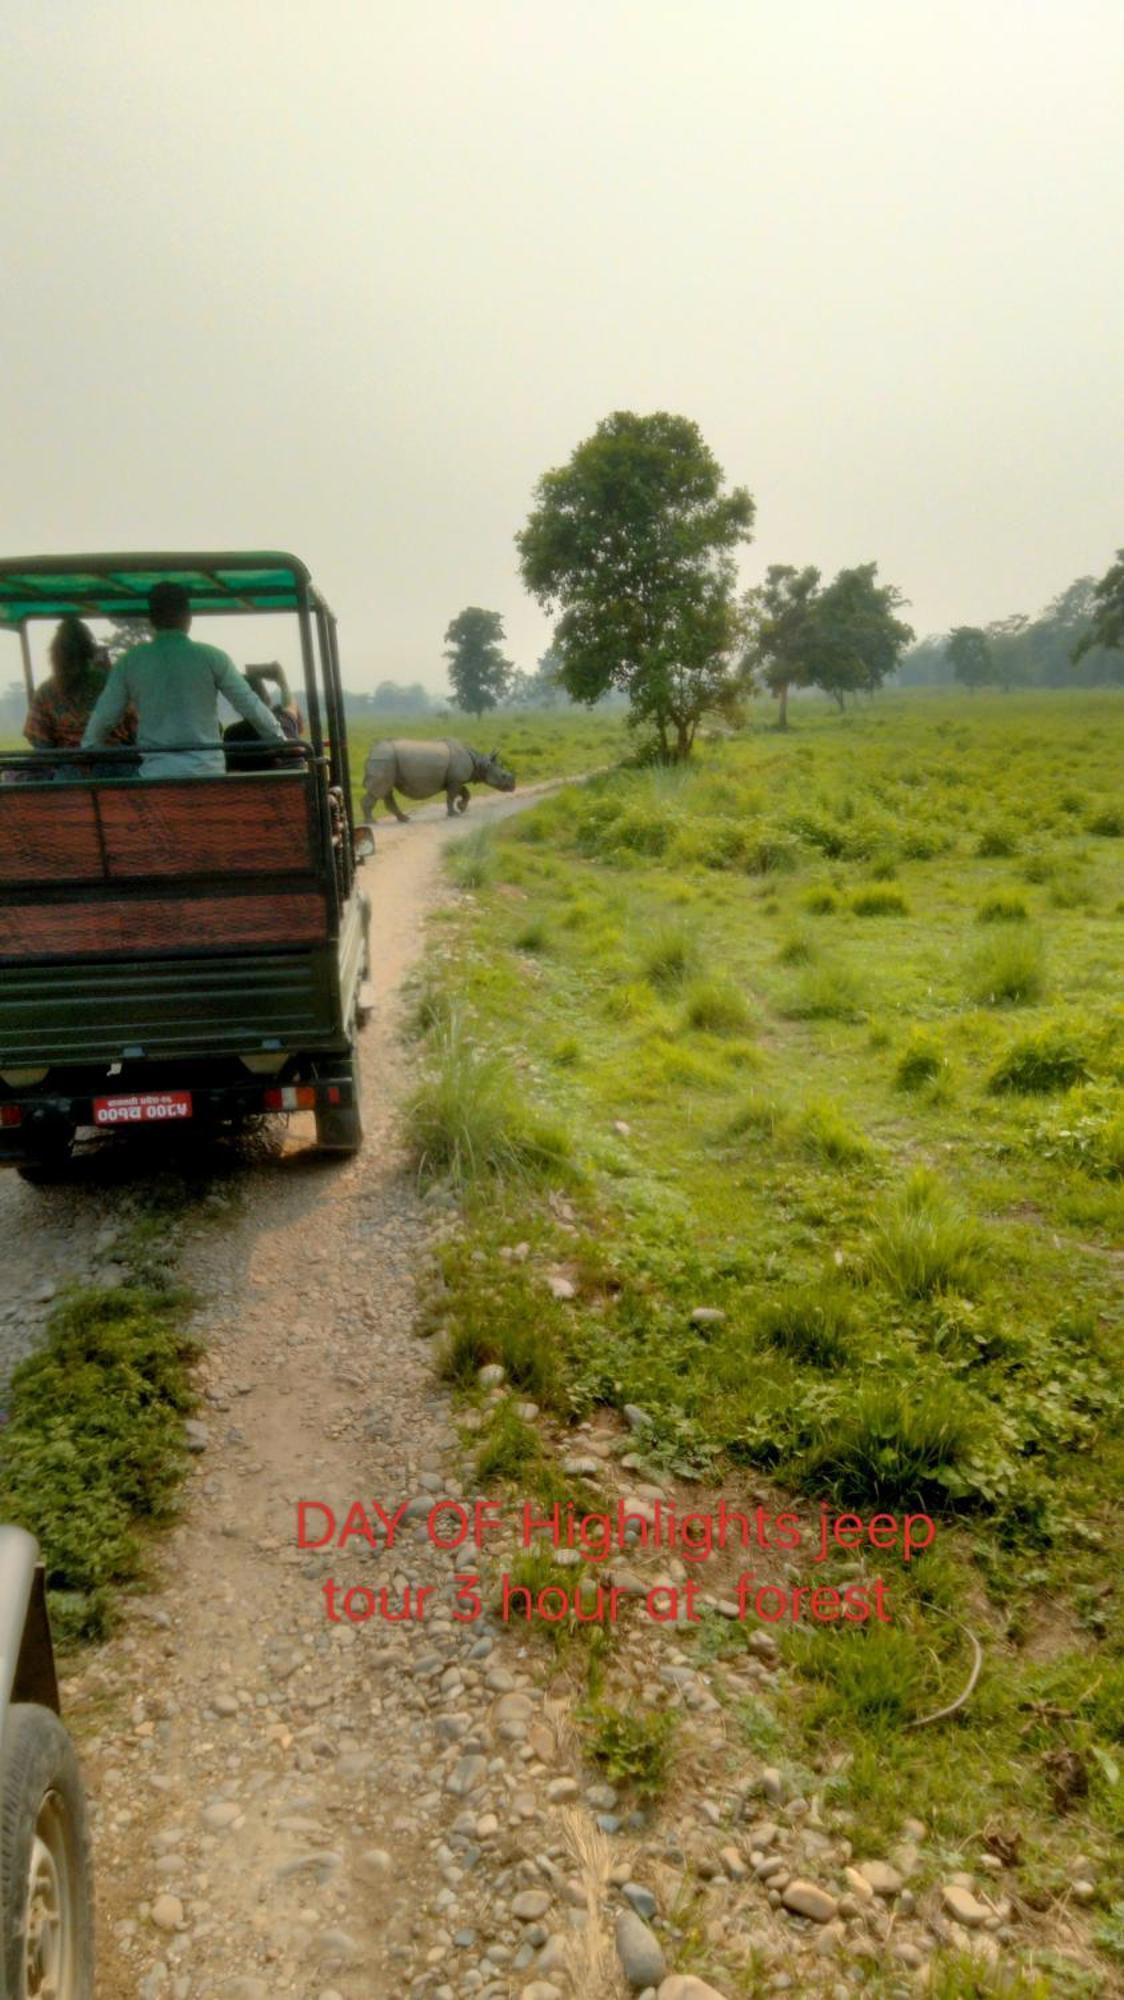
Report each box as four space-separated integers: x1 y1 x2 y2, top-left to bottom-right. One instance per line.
3 1 1122 692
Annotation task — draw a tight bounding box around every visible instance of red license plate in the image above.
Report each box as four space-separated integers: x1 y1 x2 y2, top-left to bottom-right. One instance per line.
93 1091 193 1126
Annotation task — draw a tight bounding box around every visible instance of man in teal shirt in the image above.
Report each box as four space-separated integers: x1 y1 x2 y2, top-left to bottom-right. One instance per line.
82 581 285 778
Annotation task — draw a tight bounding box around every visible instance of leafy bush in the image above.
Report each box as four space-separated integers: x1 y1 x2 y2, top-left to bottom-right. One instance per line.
989 1027 1093 1095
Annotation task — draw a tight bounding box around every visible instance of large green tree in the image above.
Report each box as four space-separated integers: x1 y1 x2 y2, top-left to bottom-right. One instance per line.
946 624 994 694
741 563 822 728
1074 548 1124 662
516 410 755 760
443 607 512 714
806 564 914 710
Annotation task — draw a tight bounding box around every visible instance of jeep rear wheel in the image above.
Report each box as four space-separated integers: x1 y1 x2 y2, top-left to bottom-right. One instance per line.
314 1034 364 1155
0 1704 94 1999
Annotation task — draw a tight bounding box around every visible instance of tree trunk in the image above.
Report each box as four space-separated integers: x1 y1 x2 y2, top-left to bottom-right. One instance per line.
833 690 845 713
778 682 789 729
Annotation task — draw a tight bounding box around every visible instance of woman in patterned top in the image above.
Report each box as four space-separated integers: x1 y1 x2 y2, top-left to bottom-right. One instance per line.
24 617 136 754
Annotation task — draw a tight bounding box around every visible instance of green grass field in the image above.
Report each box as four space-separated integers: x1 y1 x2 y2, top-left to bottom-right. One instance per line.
404 689 1123 1995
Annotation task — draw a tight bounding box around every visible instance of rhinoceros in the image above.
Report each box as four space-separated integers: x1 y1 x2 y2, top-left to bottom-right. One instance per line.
361 738 516 821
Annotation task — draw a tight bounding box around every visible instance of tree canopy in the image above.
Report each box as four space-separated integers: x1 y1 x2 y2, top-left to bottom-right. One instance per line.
946 625 994 693
443 607 512 714
516 410 755 759
744 561 913 719
741 564 822 728
1074 548 1124 661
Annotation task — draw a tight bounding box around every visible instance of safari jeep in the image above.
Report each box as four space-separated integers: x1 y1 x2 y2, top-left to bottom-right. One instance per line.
0 553 373 1178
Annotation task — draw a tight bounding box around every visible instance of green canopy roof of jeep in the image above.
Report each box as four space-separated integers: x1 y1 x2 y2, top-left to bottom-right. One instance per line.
0 553 313 625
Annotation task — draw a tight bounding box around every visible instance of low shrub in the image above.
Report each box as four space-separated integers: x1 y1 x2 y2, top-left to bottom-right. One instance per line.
756 1284 857 1367
894 1033 946 1091
1087 806 1123 837
976 825 1020 858
641 923 699 989
803 889 837 915
852 888 909 917
683 977 756 1036
782 959 865 1021
793 1098 872 1166
868 1169 988 1298
976 894 1028 923
798 1378 985 1509
988 1027 1093 1095
404 1014 573 1187
967 929 1045 1006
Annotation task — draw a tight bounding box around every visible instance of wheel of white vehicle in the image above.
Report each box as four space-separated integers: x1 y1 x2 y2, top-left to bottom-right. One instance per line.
0 1704 94 2000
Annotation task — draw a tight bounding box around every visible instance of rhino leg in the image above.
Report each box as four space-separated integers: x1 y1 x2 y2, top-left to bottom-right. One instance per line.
449 784 470 815
386 788 411 823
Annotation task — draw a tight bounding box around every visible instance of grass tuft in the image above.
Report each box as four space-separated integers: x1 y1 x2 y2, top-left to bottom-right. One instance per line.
977 893 1029 923
967 928 1046 1006
640 923 699 989
868 1169 988 1298
799 1378 985 1509
683 977 756 1036
793 1098 873 1165
404 1012 573 1187
756 1283 857 1367
988 1027 1093 1095
894 1032 946 1091
851 888 909 917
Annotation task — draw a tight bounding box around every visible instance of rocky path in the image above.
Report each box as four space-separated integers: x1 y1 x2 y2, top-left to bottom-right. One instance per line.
47 787 626 2000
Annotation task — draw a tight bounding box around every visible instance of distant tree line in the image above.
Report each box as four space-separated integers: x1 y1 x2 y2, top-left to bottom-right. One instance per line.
899 562 1124 691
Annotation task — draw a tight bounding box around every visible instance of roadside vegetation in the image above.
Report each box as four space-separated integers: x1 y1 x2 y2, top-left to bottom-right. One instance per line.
404 689 1123 1994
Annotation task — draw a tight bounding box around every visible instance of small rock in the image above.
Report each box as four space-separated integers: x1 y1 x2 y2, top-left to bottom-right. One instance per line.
512 1891 552 1921
521 1985 563 2000
761 1767 785 1804
689 1307 725 1325
622 1882 657 1920
942 1884 990 1927
623 1405 652 1431
658 1980 731 2000
782 1880 838 1923
548 1276 577 1301
478 1363 506 1388
720 1846 748 1881
1072 1879 1096 1904
150 1893 183 1931
854 1860 903 1898
615 1909 666 1989
184 1421 210 1452
546 1777 578 1803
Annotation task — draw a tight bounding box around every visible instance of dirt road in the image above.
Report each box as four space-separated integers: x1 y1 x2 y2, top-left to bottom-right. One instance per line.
45 785 610 2000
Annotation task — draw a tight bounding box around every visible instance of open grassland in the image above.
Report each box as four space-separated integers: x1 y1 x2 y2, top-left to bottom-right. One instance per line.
405 691 1123 1994
345 707 629 820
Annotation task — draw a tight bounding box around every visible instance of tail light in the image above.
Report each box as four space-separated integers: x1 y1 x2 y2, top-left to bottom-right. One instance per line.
263 1086 317 1111
0 1105 22 1128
